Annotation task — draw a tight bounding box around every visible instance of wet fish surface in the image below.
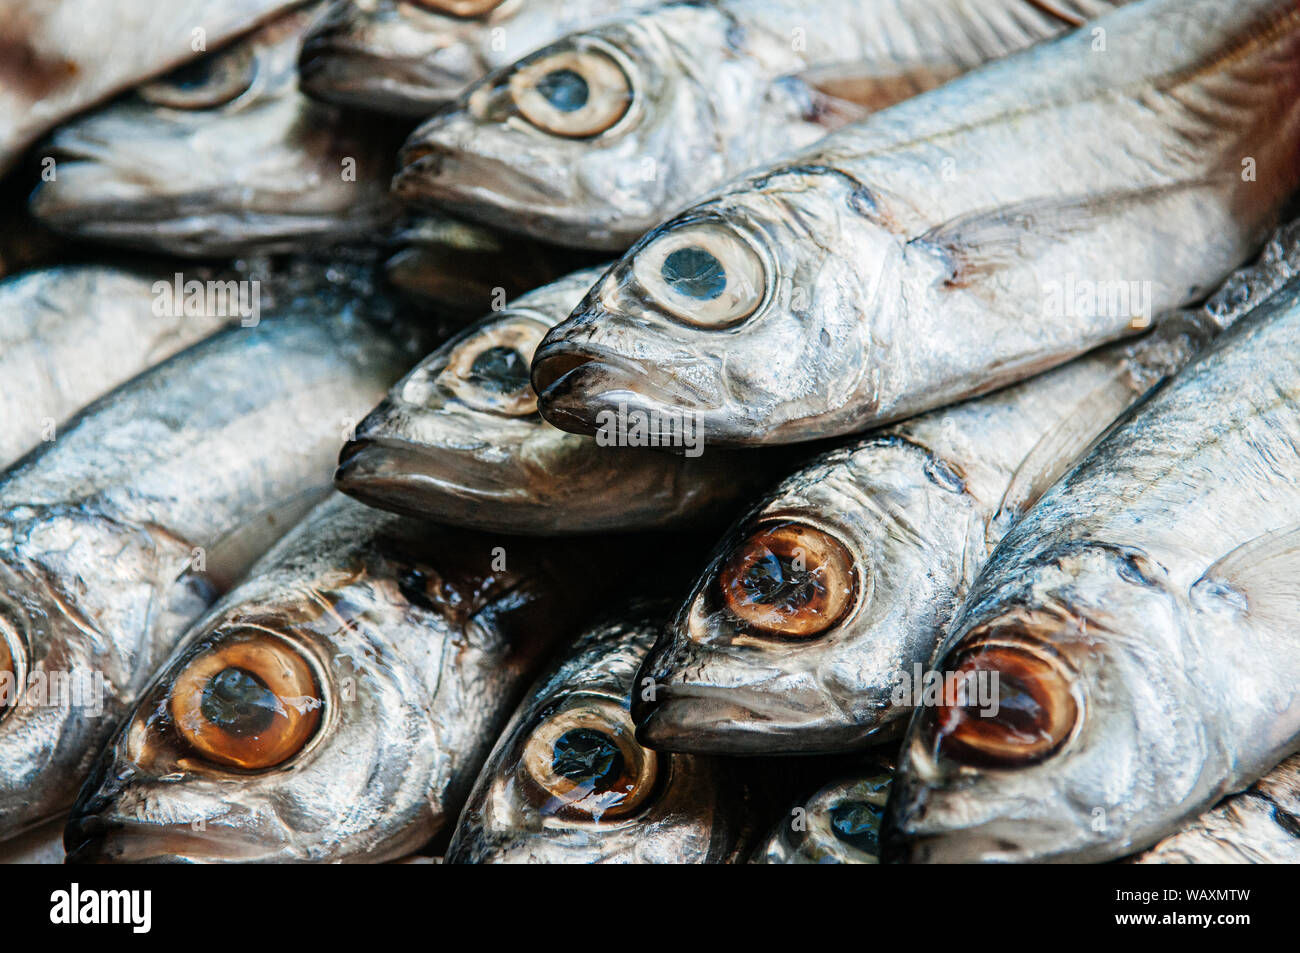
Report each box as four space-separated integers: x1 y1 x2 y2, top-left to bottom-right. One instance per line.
447 600 746 863
0 0 299 174
884 276 1300 862
300 0 661 118
632 221 1300 755
750 758 892 864
532 0 1300 445
397 0 1126 249
0 272 433 840
0 263 236 468
338 266 795 534
65 494 627 863
29 3 404 257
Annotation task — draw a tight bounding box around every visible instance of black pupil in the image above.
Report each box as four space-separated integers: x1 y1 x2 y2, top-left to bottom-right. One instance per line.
551 728 624 792
829 801 883 854
661 246 727 301
468 346 530 395
200 666 278 736
164 56 217 91
740 549 820 609
536 68 589 113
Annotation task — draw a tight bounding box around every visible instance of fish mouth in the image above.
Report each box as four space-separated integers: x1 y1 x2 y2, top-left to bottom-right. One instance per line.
64 813 270 864
335 436 471 519
298 41 461 115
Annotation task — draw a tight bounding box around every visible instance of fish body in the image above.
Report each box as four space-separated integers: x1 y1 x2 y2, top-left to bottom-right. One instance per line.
633 221 1300 754
885 277 1300 862
338 266 791 534
447 601 745 863
300 0 659 118
0 279 430 839
397 0 1126 250
0 264 236 468
29 3 403 257
0 0 299 174
533 0 1300 445
65 494 627 863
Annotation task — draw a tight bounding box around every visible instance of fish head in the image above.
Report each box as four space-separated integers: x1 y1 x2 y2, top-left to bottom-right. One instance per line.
633 439 981 754
884 543 1202 863
64 520 550 863
755 769 891 864
531 171 916 445
447 612 736 863
30 6 400 255
299 0 520 117
395 14 748 250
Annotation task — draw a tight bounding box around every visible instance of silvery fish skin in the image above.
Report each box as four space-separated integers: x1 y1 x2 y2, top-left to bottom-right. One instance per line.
0 264 235 469
397 0 1125 250
885 278 1300 863
65 494 622 864
447 602 743 864
633 222 1300 755
0 0 298 174
532 0 1300 445
0 285 430 840
300 0 659 118
1130 755 1300 864
338 266 785 534
29 3 402 257
0 816 64 864
751 763 891 864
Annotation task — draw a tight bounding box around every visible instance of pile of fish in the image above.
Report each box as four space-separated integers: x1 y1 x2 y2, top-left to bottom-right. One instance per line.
0 0 1297 864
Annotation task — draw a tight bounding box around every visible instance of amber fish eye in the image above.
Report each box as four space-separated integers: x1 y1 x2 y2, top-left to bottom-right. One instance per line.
440 315 548 416
137 46 258 110
717 521 857 638
521 699 658 821
631 224 766 328
169 631 322 770
0 624 16 717
509 47 632 138
928 640 1079 768
415 0 508 17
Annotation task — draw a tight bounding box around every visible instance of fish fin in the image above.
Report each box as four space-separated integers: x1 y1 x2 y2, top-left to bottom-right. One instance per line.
196 485 334 592
798 62 965 127
1190 524 1300 629
985 366 1143 550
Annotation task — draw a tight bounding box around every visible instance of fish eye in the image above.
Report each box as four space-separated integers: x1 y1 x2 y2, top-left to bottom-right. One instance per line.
927 638 1079 768
631 225 766 328
137 45 258 110
716 521 857 639
0 620 19 721
440 315 548 416
414 0 508 16
509 47 632 138
520 697 658 822
169 630 322 770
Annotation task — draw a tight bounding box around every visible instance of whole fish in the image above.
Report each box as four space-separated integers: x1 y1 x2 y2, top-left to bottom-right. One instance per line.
300 0 661 118
446 601 748 863
750 760 891 864
397 0 1126 250
65 494 626 863
884 277 1300 863
632 221 1300 755
29 3 403 257
531 0 1300 445
0 276 432 840
1130 755 1300 865
338 266 791 534
0 0 298 174
0 264 235 468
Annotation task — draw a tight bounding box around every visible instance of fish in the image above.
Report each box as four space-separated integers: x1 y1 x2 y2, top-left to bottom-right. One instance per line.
337 266 797 534
1129 755 1300 864
396 0 1127 250
750 759 892 864
28 3 404 257
0 263 236 468
446 600 749 864
883 275 1300 863
631 220 1300 755
0 269 433 841
64 494 629 863
0 0 298 175
531 0 1300 446
299 0 660 119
